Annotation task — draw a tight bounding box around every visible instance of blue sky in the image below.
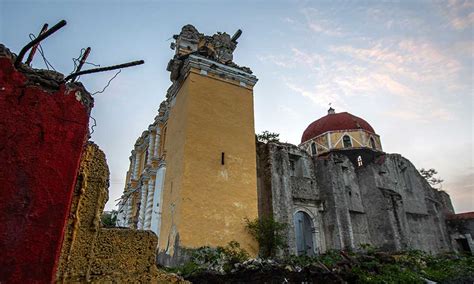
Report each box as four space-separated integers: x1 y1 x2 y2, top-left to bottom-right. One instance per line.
1 0 472 212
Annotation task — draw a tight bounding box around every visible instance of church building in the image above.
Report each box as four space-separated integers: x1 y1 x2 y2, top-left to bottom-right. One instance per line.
116 25 465 266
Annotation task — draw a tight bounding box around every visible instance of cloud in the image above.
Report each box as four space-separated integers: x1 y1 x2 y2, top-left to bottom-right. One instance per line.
277 104 300 119
300 7 345 37
442 0 474 30
262 36 466 122
284 79 348 110
282 17 295 24
444 171 474 213
256 54 294 68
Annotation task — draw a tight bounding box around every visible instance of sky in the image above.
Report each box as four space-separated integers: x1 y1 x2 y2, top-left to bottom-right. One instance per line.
1 0 472 213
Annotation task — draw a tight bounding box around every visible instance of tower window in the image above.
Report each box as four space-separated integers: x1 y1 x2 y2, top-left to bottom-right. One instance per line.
221 152 225 165
343 135 352 148
311 142 317 156
357 156 363 167
370 137 376 149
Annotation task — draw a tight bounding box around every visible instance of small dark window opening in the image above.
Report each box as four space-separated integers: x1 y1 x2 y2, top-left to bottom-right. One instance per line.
311 142 317 156
290 160 296 172
343 135 352 148
370 137 376 149
221 152 225 165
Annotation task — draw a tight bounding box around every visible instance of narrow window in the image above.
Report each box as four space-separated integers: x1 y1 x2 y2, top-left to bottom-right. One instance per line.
221 152 225 165
311 142 317 156
357 155 363 167
370 137 376 149
289 160 295 172
343 135 352 148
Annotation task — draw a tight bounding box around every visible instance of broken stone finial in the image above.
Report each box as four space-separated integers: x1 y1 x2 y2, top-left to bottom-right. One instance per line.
172 24 240 64
166 25 252 82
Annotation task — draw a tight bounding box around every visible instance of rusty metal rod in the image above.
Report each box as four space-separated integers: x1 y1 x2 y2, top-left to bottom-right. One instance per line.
15 20 67 68
63 60 145 82
25 23 49 66
231 29 242 43
72 47 91 82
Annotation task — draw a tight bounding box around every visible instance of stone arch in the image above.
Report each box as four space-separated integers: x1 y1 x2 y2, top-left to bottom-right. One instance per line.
293 206 325 256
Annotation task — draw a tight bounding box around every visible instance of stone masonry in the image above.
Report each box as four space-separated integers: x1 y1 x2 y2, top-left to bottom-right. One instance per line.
257 141 454 256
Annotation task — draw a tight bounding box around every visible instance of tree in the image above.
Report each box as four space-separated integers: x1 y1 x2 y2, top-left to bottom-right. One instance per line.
419 168 444 189
101 210 118 228
257 131 280 143
245 216 287 258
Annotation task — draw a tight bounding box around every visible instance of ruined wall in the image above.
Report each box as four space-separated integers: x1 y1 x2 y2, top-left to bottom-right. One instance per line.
257 142 325 256
257 140 454 255
90 229 161 282
446 212 474 254
56 142 109 281
0 45 92 283
57 142 172 282
316 152 452 253
314 154 371 251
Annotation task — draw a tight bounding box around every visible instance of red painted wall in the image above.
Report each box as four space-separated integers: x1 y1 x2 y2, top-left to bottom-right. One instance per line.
0 56 91 283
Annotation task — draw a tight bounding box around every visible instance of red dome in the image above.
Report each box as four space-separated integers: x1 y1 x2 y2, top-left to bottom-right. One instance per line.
301 112 376 143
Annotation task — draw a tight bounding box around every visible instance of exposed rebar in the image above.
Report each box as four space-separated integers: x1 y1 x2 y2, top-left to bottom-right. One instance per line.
25 23 48 66
63 60 145 82
231 29 242 43
15 20 67 68
72 47 91 82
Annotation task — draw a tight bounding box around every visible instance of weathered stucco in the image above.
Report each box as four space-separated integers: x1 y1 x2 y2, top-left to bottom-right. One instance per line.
158 66 259 266
257 141 455 256
118 26 259 267
57 142 177 282
0 44 92 283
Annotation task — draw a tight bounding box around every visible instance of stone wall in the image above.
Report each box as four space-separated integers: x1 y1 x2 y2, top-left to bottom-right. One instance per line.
257 141 455 256
0 44 92 283
256 142 324 256
57 142 180 282
446 212 474 254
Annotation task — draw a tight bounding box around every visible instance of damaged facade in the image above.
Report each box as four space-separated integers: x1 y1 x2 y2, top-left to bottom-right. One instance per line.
257 109 454 256
117 25 259 265
117 25 472 267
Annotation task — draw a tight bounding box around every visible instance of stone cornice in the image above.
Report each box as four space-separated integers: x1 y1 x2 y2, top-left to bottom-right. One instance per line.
167 55 258 100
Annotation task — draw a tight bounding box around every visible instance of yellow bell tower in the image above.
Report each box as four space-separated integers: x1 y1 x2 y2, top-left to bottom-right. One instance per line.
156 25 259 265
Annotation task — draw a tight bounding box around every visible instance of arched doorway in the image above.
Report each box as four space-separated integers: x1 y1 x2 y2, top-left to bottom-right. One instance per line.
294 211 315 256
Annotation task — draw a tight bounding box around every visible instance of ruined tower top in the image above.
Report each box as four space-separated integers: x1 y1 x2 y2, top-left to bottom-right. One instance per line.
167 25 252 82
171 24 242 64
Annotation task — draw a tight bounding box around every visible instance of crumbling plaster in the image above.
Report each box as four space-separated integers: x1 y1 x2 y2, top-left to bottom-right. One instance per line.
56 142 176 283
257 141 454 256
0 44 92 283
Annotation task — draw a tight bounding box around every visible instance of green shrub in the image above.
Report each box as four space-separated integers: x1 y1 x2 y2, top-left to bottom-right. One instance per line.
422 254 474 282
245 216 287 258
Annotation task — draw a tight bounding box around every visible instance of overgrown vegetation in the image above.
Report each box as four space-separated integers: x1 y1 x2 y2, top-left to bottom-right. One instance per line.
168 244 474 283
166 241 250 277
256 130 280 143
419 168 444 189
245 216 287 258
100 210 117 227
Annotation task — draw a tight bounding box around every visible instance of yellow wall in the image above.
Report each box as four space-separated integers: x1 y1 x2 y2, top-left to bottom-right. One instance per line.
159 69 259 256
